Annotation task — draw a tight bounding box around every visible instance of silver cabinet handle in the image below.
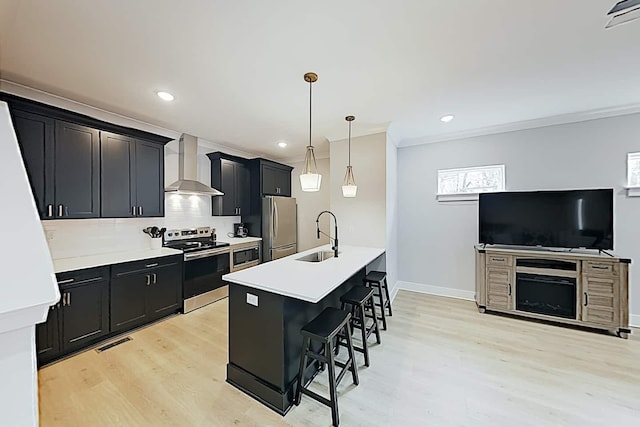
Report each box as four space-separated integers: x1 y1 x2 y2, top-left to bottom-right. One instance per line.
138 206 143 216
67 292 71 307
152 273 157 284
58 278 75 285
47 204 53 217
238 207 241 215
145 263 159 268
146 274 150 286
58 204 63 217
132 206 136 216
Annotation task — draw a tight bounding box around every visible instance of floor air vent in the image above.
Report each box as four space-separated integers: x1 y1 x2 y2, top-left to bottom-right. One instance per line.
96 337 132 353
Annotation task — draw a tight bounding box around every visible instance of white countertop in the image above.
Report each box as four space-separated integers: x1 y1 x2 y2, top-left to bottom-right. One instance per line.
53 248 183 273
218 236 262 246
223 245 385 303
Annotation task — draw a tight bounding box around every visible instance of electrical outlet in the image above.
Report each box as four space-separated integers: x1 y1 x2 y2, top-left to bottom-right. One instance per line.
246 293 258 306
45 230 55 241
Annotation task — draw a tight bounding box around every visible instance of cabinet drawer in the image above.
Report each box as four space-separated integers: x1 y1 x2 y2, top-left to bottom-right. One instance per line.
57 266 110 287
584 261 617 275
111 255 182 277
487 255 512 267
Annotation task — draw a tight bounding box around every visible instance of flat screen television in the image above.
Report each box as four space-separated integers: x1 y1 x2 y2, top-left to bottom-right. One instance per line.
479 189 613 250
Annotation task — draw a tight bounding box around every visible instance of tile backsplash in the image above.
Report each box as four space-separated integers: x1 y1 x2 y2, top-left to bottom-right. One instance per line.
43 194 240 259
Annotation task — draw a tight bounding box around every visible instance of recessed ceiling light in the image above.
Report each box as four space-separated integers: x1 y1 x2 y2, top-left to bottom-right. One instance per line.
440 115 455 123
157 91 175 102
278 141 288 148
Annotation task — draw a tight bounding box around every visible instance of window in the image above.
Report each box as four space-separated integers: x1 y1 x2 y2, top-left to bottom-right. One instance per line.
628 152 640 188
437 164 505 201
627 152 640 197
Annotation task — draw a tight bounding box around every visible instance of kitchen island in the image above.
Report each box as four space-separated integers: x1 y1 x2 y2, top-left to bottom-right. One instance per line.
222 244 385 414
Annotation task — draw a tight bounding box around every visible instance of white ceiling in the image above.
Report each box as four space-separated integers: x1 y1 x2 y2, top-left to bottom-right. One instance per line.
1 0 640 160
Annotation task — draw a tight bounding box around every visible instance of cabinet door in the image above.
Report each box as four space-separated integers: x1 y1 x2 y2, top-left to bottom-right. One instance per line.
101 132 135 217
110 273 148 332
36 304 61 365
54 120 100 218
60 278 109 351
10 110 55 218
581 274 619 326
236 162 251 215
220 159 238 216
275 167 291 197
261 164 279 195
134 140 164 217
486 267 512 311
147 263 182 319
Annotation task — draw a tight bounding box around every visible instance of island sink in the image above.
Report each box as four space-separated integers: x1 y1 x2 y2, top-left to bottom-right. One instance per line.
296 251 336 262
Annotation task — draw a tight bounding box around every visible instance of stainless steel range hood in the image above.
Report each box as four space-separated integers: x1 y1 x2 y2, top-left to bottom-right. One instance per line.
165 134 224 196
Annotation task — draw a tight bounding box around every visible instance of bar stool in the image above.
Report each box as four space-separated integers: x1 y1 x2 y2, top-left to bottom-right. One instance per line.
340 286 381 367
295 307 359 426
363 271 393 330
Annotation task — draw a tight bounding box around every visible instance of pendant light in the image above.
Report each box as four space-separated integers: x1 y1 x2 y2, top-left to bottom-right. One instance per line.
299 72 322 192
342 115 357 197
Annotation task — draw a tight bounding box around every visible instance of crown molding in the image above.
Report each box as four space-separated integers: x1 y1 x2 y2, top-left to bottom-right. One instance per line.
399 103 640 147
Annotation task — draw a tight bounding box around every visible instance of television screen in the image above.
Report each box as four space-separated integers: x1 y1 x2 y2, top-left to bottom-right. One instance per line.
479 189 613 250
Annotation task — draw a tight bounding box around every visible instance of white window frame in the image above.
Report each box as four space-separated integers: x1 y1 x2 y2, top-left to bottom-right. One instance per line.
627 152 640 197
436 164 505 202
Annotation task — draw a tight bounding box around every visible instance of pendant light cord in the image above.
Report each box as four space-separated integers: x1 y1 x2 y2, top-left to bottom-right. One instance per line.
348 120 352 166
308 79 312 149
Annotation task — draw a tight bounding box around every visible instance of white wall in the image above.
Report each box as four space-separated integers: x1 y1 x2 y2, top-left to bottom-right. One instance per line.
291 157 331 251
330 132 387 248
386 135 399 296
397 113 640 323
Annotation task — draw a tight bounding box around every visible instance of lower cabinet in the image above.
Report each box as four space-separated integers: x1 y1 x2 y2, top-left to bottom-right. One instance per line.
111 255 182 333
35 256 182 366
36 266 110 366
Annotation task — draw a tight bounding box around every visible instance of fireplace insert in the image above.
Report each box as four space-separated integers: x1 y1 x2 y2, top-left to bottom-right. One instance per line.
516 273 577 319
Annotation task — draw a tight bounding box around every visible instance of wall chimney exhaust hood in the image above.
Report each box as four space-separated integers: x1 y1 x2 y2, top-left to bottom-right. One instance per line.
606 0 640 28
165 134 224 196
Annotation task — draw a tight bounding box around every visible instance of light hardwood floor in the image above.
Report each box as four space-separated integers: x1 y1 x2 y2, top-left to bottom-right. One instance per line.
39 291 640 426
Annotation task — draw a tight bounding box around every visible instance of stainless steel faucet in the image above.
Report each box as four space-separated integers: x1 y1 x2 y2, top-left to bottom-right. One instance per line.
316 211 339 258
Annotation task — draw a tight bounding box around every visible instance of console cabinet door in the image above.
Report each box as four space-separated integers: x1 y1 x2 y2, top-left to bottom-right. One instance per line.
486 267 512 311
581 274 619 327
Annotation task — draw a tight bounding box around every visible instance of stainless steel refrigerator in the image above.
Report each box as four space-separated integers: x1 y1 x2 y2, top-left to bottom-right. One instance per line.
262 196 297 261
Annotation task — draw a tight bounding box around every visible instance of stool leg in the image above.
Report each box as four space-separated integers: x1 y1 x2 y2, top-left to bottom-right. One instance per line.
326 340 340 426
375 283 388 331
369 295 381 344
358 303 370 367
344 322 359 386
383 277 393 316
295 336 310 406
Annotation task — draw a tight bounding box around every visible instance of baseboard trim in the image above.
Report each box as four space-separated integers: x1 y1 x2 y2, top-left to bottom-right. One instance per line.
397 281 475 301
389 281 399 302
630 315 640 328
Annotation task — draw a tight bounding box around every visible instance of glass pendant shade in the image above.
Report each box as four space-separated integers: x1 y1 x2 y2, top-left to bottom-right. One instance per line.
300 146 322 192
342 166 357 197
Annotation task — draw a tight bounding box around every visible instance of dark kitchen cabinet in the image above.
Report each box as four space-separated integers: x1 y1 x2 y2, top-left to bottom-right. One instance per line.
261 162 291 197
208 152 251 216
35 266 110 366
10 110 55 218
2 92 171 220
35 304 61 365
101 133 165 218
59 273 110 352
54 120 101 218
110 255 182 333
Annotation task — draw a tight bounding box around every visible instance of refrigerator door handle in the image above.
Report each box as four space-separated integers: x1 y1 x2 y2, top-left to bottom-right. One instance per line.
271 200 276 241
274 202 279 242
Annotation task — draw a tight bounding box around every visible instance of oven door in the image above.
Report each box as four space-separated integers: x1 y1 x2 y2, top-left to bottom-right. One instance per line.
183 250 230 299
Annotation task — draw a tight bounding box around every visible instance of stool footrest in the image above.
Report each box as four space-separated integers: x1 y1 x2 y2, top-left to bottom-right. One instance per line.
300 388 332 408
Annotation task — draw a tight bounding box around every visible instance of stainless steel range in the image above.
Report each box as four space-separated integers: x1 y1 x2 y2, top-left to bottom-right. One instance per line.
164 226 230 313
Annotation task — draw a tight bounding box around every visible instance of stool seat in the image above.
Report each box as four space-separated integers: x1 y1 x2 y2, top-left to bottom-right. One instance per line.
340 286 375 305
301 307 350 341
364 271 386 283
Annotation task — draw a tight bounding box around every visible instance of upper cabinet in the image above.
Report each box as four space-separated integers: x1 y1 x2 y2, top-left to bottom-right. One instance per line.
101 133 164 218
207 152 251 216
261 162 292 197
3 93 171 219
